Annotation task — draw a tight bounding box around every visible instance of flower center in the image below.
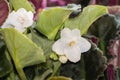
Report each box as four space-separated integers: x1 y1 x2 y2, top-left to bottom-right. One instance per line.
69 41 76 47
18 16 26 25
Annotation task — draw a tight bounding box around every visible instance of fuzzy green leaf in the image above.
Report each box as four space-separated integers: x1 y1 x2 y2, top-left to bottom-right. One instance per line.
48 76 72 80
88 14 117 54
83 42 107 80
0 42 12 77
30 30 54 58
65 5 108 35
0 28 45 80
9 0 34 12
59 42 107 80
36 7 72 40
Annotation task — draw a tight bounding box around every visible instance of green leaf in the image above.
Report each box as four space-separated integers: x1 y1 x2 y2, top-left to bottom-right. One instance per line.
65 5 108 35
30 29 54 58
6 71 20 80
0 42 12 77
83 42 107 80
88 14 117 54
0 28 45 80
48 76 72 80
9 0 34 12
59 42 107 80
36 7 72 40
59 57 85 80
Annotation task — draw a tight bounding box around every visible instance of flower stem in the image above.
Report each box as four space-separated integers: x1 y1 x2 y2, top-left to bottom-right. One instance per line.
51 62 62 77
34 69 53 80
15 64 27 80
81 55 86 79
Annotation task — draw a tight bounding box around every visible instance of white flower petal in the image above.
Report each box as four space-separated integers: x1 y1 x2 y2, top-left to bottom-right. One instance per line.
15 9 33 28
78 37 91 53
17 8 27 13
8 11 15 19
24 11 34 27
28 11 34 18
52 39 66 55
12 8 34 28
61 28 72 39
64 45 81 63
52 28 90 63
15 26 25 33
1 8 34 33
60 28 75 43
1 11 15 28
1 23 13 28
72 28 81 37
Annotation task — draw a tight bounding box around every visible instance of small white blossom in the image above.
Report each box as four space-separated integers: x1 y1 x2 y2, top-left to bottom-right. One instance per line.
59 55 68 63
1 8 33 33
52 28 91 63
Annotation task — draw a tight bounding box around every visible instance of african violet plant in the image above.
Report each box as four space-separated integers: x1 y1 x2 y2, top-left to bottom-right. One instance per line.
1 0 117 80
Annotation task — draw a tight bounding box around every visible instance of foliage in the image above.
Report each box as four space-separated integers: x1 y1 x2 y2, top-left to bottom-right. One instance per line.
0 0 9 26
87 13 120 79
0 28 45 80
9 0 34 12
0 0 110 80
65 5 108 35
88 14 118 56
59 42 107 80
0 38 12 77
36 7 72 40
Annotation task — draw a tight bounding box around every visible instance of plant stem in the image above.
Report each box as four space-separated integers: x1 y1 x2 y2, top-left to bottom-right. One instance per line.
40 69 53 80
34 69 52 80
15 64 27 80
81 55 86 79
51 62 61 77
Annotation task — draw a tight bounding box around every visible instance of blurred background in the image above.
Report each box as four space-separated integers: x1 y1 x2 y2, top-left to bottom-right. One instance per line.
29 0 120 15
29 0 120 9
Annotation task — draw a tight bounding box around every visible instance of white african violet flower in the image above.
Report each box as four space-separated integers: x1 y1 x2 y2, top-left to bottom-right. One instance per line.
1 8 33 33
52 28 91 63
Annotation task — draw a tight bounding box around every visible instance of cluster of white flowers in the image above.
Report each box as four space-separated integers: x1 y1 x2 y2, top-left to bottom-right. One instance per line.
52 28 91 63
1 8 34 33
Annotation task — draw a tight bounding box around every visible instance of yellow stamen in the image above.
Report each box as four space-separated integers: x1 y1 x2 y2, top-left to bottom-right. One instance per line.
69 41 76 46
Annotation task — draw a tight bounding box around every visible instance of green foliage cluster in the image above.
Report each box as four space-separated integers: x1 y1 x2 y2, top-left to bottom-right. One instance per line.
0 0 112 80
